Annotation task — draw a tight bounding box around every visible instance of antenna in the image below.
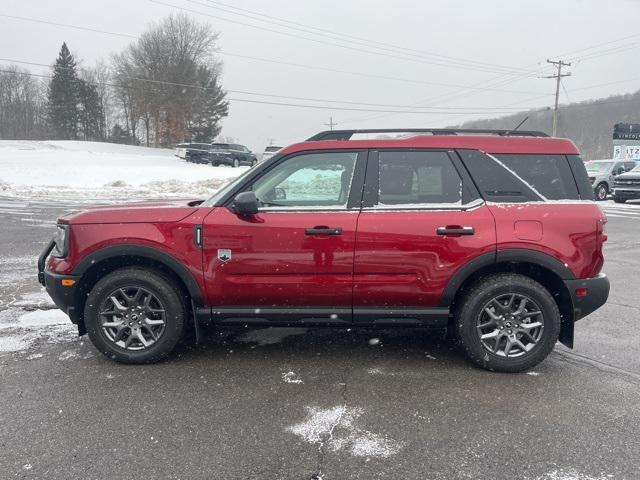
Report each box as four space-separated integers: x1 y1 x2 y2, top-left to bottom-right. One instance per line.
513 116 529 131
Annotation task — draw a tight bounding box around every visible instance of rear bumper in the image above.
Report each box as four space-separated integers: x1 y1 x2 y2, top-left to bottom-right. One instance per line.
564 273 610 321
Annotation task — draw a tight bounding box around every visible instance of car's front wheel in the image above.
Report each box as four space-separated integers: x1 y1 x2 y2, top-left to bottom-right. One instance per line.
233 158 240 168
455 273 560 372
595 183 608 201
84 268 186 364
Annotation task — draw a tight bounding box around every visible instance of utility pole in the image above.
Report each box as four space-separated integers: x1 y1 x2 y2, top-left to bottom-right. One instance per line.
267 137 275 146
544 59 571 137
324 117 337 130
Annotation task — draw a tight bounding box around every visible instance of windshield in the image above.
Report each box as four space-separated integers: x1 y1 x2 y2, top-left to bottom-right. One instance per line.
586 161 614 172
265 146 282 152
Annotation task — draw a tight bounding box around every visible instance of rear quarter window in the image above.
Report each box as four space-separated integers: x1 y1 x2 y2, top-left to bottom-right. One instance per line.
494 154 580 200
459 150 585 201
457 150 539 203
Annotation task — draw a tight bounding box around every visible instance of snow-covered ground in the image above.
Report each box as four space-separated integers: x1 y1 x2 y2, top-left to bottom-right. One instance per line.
0 140 246 200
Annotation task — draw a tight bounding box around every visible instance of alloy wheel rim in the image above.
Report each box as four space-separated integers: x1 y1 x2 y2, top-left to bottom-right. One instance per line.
476 293 544 358
99 286 166 351
597 186 607 200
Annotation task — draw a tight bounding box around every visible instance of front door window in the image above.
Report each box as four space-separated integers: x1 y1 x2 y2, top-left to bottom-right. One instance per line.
252 152 358 208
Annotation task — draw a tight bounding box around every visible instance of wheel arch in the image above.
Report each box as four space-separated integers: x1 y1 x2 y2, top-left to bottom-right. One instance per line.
441 249 575 348
72 245 204 335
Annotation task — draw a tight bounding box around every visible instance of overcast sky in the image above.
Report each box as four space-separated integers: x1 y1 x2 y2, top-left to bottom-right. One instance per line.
2 0 640 151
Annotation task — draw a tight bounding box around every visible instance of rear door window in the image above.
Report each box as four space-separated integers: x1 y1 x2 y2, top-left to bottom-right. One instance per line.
376 151 466 206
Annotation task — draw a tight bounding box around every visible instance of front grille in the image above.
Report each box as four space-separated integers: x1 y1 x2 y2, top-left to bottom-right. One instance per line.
615 179 640 187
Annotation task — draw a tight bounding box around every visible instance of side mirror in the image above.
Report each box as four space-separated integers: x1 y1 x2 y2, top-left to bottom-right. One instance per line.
232 191 259 216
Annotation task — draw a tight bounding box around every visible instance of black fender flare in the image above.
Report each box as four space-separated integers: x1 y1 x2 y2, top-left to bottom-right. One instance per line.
72 244 205 306
439 248 576 307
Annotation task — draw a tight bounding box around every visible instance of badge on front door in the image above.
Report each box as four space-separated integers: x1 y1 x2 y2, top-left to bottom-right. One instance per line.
217 249 232 262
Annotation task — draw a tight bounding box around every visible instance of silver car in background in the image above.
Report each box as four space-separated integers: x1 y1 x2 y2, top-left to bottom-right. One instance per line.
261 145 283 162
585 159 637 201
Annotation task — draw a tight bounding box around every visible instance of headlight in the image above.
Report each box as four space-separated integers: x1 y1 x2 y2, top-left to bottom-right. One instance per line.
52 224 69 258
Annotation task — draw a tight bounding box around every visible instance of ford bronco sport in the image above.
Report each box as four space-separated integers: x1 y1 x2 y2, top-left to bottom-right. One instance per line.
39 128 609 372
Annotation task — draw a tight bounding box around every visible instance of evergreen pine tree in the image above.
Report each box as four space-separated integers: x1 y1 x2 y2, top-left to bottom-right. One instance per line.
189 66 228 143
47 43 79 139
77 79 105 141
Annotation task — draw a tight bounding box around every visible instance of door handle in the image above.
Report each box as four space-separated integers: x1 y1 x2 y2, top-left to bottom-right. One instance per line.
305 226 342 236
436 226 474 236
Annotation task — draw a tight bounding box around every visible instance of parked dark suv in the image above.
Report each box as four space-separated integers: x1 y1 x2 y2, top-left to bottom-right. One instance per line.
39 128 609 372
176 143 210 164
209 143 257 167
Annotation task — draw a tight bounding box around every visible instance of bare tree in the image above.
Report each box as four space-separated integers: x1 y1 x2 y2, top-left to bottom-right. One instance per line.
0 66 47 140
114 13 228 147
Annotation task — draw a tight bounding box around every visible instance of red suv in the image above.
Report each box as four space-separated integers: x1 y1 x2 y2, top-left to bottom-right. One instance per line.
39 128 609 372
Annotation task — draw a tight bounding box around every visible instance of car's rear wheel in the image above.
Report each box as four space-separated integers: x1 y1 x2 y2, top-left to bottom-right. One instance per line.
595 183 608 201
455 273 560 372
84 268 186 364
614 196 627 203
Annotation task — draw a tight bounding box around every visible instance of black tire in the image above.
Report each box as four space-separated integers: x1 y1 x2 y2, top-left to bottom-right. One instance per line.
594 183 608 201
455 273 560 373
614 196 626 203
84 268 186 364
233 158 240 168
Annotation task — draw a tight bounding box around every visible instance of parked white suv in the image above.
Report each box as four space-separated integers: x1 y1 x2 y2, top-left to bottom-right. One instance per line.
585 159 637 201
261 145 283 162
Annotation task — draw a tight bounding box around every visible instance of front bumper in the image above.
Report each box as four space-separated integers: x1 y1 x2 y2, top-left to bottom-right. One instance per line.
43 270 81 324
564 273 610 321
612 186 640 199
38 239 80 324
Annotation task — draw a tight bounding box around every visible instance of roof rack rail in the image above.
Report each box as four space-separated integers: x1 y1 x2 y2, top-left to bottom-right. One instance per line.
306 128 549 141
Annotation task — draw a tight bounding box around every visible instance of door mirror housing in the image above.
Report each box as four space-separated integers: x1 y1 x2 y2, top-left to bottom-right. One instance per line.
232 191 259 216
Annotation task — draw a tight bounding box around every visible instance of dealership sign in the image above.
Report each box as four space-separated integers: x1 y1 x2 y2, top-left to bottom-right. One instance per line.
614 145 640 160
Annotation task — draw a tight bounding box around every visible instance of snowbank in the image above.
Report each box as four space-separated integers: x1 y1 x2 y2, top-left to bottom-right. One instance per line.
0 140 246 200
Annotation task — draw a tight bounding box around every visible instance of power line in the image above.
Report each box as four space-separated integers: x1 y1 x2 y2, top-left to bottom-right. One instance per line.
0 67 537 115
0 12 545 96
0 58 535 111
192 0 539 76
0 13 136 38
153 0 541 76
218 51 543 95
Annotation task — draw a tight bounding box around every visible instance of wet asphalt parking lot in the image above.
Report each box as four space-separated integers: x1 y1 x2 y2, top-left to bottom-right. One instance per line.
0 196 639 480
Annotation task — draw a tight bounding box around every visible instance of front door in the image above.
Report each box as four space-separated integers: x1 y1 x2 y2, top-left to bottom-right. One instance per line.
353 149 496 326
202 150 365 325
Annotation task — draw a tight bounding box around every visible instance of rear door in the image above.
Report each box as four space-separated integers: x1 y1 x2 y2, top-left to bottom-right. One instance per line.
202 150 366 324
353 149 496 326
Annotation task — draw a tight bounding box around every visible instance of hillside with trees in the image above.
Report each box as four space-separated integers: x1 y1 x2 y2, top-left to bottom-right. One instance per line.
456 90 640 160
